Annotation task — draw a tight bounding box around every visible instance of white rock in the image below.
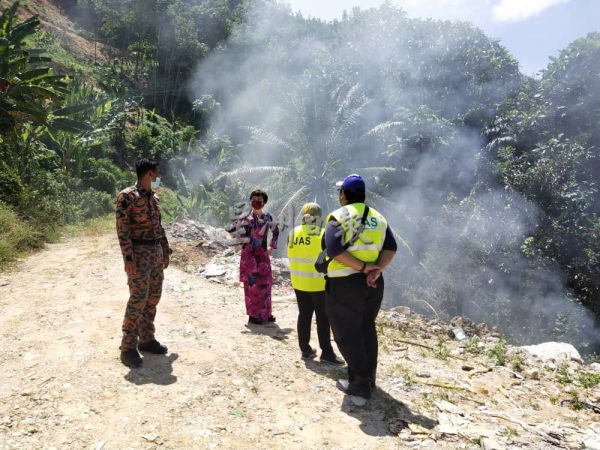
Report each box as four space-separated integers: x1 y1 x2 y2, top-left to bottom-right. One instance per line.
480 437 503 450
589 363 600 372
202 264 227 277
584 434 600 450
519 342 581 362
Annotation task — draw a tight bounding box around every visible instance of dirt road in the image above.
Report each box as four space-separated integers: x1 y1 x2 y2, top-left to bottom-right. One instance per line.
0 232 426 449
3 231 599 449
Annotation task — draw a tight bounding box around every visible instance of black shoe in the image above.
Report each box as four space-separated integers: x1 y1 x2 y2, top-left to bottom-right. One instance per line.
301 347 317 360
268 315 276 322
320 353 345 366
248 316 264 324
120 348 143 367
138 339 168 354
336 378 372 399
336 378 350 392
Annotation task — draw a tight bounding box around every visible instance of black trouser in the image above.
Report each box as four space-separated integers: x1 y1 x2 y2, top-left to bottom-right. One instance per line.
325 273 384 386
295 289 334 355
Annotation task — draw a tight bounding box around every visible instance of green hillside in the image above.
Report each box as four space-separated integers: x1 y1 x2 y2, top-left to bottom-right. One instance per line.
1 0 599 354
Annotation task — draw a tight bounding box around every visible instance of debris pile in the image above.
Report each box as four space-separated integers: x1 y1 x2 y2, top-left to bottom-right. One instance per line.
376 307 600 449
166 219 290 287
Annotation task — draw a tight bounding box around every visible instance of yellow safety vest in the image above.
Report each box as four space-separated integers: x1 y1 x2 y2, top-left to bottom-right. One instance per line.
325 203 387 278
287 224 326 292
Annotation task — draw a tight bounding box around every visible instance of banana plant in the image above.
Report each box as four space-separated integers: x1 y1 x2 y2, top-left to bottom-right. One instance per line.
0 1 93 165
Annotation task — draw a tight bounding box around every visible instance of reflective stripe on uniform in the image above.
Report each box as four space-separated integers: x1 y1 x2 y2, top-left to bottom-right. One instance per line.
348 244 381 252
289 269 324 278
327 267 360 277
288 257 316 264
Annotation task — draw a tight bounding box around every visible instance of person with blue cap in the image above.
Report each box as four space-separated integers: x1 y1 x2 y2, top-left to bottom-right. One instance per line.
323 174 397 400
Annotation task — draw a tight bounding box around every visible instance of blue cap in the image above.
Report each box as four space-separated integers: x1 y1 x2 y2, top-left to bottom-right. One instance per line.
336 174 366 193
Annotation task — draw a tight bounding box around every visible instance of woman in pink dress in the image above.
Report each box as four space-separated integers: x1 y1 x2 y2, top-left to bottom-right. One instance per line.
232 189 279 324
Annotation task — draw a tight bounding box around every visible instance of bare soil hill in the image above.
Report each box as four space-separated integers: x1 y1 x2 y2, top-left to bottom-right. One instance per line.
1 230 600 449
1 0 110 63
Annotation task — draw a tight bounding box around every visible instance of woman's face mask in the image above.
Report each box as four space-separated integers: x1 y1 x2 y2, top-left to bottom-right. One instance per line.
151 177 161 190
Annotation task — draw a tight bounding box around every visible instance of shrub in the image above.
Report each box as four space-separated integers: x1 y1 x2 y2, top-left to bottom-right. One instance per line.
0 202 44 268
487 338 507 366
82 158 131 194
17 172 80 238
0 162 24 207
77 188 115 218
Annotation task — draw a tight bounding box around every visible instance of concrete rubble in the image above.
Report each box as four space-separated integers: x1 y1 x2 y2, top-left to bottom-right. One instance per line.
166 219 290 287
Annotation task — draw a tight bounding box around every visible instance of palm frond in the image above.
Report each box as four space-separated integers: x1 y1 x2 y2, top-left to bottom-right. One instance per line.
482 135 516 154
329 99 372 149
355 167 396 175
276 185 310 226
214 165 289 182
335 83 362 117
390 228 414 257
364 121 404 137
242 125 295 153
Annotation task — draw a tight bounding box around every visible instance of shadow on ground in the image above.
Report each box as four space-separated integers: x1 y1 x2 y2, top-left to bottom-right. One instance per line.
304 359 438 437
241 321 294 341
124 352 179 385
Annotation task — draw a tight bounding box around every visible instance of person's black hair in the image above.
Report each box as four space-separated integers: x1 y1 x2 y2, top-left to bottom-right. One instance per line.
343 189 366 204
135 158 159 178
250 189 268 204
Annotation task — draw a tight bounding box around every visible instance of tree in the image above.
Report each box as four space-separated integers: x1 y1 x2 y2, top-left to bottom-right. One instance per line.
216 72 394 217
0 1 91 178
489 33 600 318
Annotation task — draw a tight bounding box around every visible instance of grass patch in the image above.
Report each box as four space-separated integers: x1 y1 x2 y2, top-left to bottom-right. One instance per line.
565 391 586 411
432 336 450 360
578 371 600 389
464 336 485 355
556 362 572 385
0 202 44 270
509 351 524 371
1 205 113 273
62 214 114 237
389 363 415 386
486 338 507 366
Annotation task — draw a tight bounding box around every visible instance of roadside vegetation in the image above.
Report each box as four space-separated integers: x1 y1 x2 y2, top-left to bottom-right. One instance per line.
1 0 600 353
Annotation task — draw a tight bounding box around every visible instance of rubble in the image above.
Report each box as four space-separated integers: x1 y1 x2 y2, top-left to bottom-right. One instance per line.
166 219 291 287
520 342 582 363
584 425 600 450
168 219 232 243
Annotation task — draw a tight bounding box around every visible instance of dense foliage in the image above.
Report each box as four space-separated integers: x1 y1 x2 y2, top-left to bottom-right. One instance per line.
1 0 599 351
489 33 600 318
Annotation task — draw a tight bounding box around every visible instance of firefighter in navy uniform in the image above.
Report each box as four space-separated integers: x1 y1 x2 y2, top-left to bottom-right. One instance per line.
323 174 397 400
287 203 344 365
115 158 172 368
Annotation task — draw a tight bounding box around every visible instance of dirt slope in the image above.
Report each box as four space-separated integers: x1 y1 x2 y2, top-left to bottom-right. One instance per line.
0 232 599 449
1 0 110 63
